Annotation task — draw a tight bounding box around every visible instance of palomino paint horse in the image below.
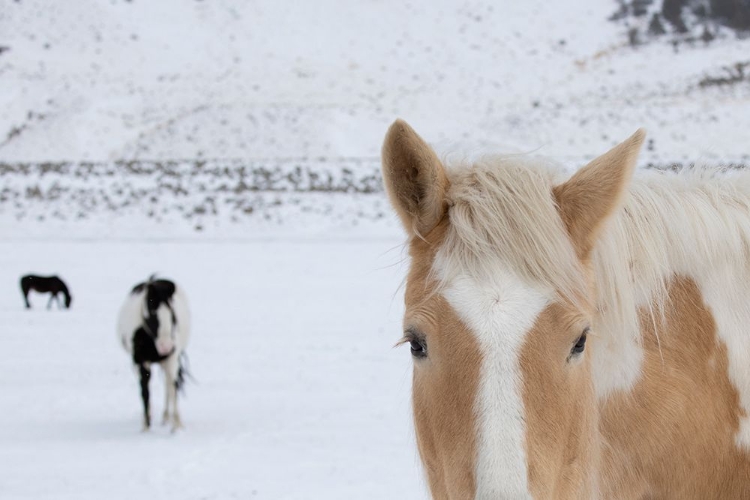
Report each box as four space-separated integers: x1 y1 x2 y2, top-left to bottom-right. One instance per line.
20 274 72 309
117 276 190 432
382 120 750 498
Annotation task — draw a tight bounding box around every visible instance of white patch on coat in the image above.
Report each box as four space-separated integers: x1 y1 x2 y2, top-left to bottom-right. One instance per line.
116 290 144 353
697 265 750 450
435 254 549 499
588 319 644 399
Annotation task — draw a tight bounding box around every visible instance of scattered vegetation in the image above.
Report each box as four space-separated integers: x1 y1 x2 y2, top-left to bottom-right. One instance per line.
698 60 750 87
0 158 385 228
611 0 750 47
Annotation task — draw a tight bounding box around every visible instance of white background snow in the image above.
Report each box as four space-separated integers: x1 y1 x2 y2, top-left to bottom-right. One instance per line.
0 0 749 498
0 240 416 499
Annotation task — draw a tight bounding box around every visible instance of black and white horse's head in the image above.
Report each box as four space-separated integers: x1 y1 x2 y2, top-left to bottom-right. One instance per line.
136 278 178 356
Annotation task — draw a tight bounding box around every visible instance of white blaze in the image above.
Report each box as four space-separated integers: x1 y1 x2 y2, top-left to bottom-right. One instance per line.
436 256 549 499
155 303 175 355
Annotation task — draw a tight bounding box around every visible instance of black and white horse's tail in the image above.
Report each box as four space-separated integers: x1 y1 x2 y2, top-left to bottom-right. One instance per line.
175 351 195 393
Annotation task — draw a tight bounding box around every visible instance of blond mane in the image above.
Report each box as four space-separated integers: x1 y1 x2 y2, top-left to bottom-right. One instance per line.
438 156 750 355
438 156 585 302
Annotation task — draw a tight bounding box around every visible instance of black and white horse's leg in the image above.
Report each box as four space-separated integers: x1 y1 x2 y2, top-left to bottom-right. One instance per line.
47 293 55 310
138 363 152 430
160 354 182 431
161 359 172 425
22 291 30 309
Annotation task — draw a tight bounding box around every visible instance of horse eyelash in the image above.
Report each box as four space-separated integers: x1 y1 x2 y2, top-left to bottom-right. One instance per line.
394 327 425 348
393 337 411 348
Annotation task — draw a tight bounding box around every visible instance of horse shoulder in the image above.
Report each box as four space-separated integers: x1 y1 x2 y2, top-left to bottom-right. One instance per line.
117 290 145 352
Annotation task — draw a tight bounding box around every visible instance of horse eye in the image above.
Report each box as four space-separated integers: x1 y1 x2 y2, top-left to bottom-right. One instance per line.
571 328 589 357
410 339 427 358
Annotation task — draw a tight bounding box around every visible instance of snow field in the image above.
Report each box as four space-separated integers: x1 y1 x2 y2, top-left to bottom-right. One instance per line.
0 239 426 499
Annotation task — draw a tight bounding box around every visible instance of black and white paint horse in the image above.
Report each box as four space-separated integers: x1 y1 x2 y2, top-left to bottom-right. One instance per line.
117 276 190 432
20 274 72 309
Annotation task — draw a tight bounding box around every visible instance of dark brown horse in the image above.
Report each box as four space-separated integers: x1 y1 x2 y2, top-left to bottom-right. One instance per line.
20 275 72 309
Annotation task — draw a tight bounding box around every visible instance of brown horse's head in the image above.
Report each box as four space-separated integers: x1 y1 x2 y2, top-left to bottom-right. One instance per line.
382 120 643 499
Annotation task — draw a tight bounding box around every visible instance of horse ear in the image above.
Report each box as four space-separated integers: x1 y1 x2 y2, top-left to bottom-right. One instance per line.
381 120 449 237
553 129 645 260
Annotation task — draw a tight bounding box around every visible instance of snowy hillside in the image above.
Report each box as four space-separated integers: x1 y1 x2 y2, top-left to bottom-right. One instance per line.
2 0 749 164
2 0 749 236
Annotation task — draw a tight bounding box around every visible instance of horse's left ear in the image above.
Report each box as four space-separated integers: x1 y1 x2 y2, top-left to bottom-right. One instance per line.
553 129 645 260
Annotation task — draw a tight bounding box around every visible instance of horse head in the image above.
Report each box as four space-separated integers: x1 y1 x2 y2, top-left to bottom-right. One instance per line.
382 120 644 499
144 279 177 356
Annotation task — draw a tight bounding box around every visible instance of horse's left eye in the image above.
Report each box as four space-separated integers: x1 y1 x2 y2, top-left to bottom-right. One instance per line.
571 328 589 357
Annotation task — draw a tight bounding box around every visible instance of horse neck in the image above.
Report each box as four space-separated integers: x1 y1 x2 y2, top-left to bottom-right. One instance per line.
589 172 750 398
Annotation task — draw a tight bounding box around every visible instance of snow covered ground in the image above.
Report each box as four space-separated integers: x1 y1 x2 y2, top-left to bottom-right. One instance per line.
0 239 425 499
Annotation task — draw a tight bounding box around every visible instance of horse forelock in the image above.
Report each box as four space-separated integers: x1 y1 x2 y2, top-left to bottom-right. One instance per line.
435 157 588 304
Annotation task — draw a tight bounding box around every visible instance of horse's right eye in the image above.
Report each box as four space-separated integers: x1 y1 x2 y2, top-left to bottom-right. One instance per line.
410 339 427 358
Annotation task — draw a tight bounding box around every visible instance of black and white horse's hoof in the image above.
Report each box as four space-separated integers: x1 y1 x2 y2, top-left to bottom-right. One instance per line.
170 415 183 433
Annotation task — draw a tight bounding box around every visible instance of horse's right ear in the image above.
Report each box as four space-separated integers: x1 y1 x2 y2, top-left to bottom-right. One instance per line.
381 120 449 237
